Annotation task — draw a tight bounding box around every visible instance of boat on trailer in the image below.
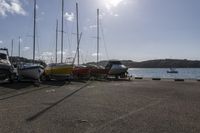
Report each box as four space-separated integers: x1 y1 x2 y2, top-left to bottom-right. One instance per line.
85 9 108 78
105 60 128 78
87 64 108 77
73 65 91 79
0 48 15 83
44 63 73 80
43 0 74 81
71 3 91 79
18 63 44 80
18 0 44 82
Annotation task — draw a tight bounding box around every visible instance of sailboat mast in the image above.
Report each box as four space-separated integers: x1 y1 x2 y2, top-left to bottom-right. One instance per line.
56 20 58 63
11 39 14 57
97 9 100 66
76 3 80 65
61 0 64 63
11 39 14 63
33 0 36 62
18 36 21 57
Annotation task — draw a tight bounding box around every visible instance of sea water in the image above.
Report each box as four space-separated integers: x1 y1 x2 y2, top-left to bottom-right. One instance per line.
128 68 200 79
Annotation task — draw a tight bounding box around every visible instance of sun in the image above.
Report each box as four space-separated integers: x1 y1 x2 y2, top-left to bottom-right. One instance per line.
108 0 124 7
104 0 124 9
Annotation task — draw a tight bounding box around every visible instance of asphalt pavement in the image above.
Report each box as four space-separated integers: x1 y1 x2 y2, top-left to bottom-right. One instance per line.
0 79 200 133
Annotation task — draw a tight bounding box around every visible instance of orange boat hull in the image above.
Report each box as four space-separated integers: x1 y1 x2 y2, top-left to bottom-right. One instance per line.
90 68 108 75
73 67 90 76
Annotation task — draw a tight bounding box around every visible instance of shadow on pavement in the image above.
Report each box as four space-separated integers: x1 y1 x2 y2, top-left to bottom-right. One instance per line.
0 81 33 90
26 82 92 122
41 80 68 86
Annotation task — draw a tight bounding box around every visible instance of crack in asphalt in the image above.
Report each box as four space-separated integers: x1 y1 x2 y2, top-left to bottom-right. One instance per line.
86 100 164 133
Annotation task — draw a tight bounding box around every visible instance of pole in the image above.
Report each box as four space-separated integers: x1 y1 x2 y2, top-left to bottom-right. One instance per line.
33 0 36 62
61 0 64 63
11 39 14 63
11 39 14 57
76 3 80 65
19 36 21 57
56 20 58 63
97 9 100 66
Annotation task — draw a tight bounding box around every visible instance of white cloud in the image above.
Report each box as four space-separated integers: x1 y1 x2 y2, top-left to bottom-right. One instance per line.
100 11 106 19
92 53 102 57
86 18 90 22
23 46 30 51
57 49 68 56
41 51 53 57
72 50 76 54
103 0 133 17
0 40 3 44
36 4 39 10
0 0 27 17
57 49 74 56
104 0 123 10
57 50 66 55
110 0 123 7
114 14 119 17
83 26 88 31
89 25 97 29
64 12 74 22
38 51 54 63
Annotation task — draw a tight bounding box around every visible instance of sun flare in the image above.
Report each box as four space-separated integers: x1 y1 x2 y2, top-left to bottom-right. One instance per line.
104 0 124 10
108 0 123 7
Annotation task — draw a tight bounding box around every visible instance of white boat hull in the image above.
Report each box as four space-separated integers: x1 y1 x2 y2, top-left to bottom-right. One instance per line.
18 66 44 80
167 68 178 74
108 64 128 75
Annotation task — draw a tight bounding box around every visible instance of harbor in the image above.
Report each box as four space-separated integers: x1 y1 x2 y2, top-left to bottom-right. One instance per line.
0 79 200 133
0 0 129 83
1 0 200 132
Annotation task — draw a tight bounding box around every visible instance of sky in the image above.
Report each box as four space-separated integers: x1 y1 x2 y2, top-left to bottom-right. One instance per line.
0 0 200 64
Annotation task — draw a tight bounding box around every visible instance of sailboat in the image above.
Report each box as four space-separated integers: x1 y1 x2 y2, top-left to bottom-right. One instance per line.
87 9 108 77
88 9 128 78
18 0 44 81
43 0 73 80
72 3 90 79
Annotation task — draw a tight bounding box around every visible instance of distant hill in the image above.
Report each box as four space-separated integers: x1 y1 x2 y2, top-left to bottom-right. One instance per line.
9 56 46 67
86 59 200 68
9 57 200 68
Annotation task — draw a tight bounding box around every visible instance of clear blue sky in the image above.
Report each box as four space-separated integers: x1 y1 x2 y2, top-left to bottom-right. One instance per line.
0 0 200 63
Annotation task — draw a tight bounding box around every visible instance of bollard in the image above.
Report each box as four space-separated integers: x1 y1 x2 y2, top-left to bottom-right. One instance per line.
174 79 184 82
152 78 161 81
135 77 143 80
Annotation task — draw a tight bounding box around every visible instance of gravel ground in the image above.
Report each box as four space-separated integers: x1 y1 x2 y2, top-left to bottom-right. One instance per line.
0 79 200 133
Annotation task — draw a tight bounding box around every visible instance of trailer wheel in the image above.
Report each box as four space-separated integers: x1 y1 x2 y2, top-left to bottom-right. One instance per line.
40 74 46 81
45 75 51 81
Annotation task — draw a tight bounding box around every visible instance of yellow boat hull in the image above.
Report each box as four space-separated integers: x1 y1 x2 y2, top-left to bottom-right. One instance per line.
45 63 73 77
